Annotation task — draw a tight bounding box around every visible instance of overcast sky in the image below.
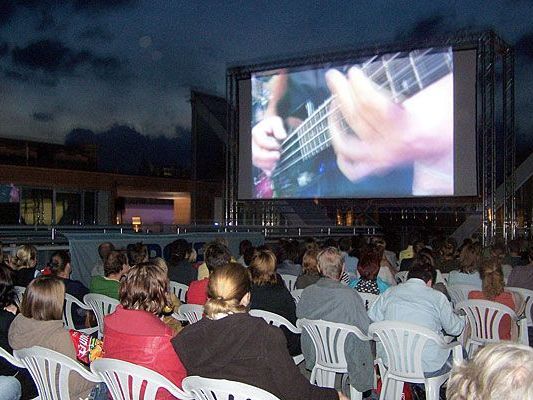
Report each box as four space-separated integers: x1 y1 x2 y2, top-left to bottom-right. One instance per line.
0 0 532 160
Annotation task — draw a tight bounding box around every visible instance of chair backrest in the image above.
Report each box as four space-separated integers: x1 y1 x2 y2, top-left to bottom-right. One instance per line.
290 289 303 303
178 304 204 324
368 321 448 380
456 299 519 349
0 346 24 368
447 284 478 307
83 293 119 336
249 309 301 333
169 281 189 303
63 293 97 335
15 346 101 400
279 274 296 291
91 358 191 400
297 319 369 372
394 271 409 284
182 376 281 400
13 286 25 308
506 286 533 328
357 292 379 311
440 273 449 285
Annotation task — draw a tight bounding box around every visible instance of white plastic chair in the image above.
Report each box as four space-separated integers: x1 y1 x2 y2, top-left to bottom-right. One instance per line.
506 286 533 328
63 293 98 335
456 299 528 357
0 346 24 368
447 284 478 307
83 293 119 337
356 292 379 311
394 271 408 284
91 358 192 400
279 274 296 291
249 309 304 365
178 304 204 324
297 319 370 400
15 346 101 400
183 376 281 400
13 286 26 308
368 321 463 400
440 273 449 285
290 289 303 303
169 281 189 303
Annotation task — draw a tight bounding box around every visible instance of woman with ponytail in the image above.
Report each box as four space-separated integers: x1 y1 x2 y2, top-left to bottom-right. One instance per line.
468 258 523 340
172 262 345 400
11 245 38 287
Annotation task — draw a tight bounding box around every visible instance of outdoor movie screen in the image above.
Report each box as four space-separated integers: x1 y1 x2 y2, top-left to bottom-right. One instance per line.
237 46 478 200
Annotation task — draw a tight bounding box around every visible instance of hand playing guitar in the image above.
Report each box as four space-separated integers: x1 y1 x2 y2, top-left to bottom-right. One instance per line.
252 116 287 177
325 67 454 193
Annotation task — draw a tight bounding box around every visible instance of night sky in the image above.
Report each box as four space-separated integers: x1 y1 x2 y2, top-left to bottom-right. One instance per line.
0 1 532 162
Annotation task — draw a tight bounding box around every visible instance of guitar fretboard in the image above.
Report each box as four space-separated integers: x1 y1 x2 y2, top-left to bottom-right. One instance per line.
272 47 453 179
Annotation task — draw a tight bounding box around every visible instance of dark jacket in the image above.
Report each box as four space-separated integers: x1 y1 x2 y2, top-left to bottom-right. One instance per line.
12 268 36 287
168 260 197 286
172 313 337 400
295 274 321 289
59 277 90 329
250 278 301 356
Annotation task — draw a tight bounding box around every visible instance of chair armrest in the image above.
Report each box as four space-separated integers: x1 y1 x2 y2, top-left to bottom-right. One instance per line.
517 317 529 346
172 312 187 322
439 341 464 364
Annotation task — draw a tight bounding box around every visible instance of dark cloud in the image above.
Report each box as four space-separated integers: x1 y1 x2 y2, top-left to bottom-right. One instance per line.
396 15 449 40
32 112 54 122
0 42 8 57
0 1 16 26
36 10 56 31
515 32 533 59
4 68 58 86
77 27 113 41
10 39 127 83
72 0 137 11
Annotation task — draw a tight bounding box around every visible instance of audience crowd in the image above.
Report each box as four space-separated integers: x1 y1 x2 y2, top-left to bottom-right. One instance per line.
0 233 532 399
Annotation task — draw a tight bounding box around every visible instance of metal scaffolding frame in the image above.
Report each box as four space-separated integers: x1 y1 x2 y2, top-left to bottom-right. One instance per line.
226 31 515 244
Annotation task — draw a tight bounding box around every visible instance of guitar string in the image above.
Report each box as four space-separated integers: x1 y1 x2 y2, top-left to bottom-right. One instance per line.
273 59 452 175
277 50 452 157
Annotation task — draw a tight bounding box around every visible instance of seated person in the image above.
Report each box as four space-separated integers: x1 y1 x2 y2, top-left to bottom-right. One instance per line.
167 239 196 286
339 237 358 277
507 247 533 291
468 258 522 341
295 249 321 289
369 262 464 376
8 277 98 399
236 239 253 267
297 247 373 395
349 245 390 295
447 242 483 288
399 240 425 271
151 257 183 333
127 242 149 267
103 262 186 400
10 245 38 287
172 262 344 400
187 242 231 305
91 242 114 277
249 249 301 356
89 251 129 300
447 343 533 400
276 240 302 276
436 238 460 273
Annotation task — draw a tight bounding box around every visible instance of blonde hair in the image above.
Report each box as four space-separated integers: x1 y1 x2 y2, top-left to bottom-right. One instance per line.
21 276 65 321
479 258 504 300
13 245 37 270
459 243 481 273
447 343 533 400
302 249 320 276
317 247 343 280
204 262 250 319
249 249 277 286
151 257 168 273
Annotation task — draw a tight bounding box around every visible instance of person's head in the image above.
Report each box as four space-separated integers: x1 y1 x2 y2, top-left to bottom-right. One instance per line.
242 246 256 267
447 343 533 400
490 243 506 260
21 276 65 321
170 239 190 263
47 250 71 278
508 239 521 256
204 262 251 319
407 262 436 285
249 249 277 286
479 258 505 300
371 237 386 251
13 245 37 270
415 248 436 267
204 242 232 273
128 242 149 266
317 247 344 281
0 263 15 309
357 246 381 280
151 257 168 273
119 262 173 315
459 242 482 273
413 240 425 255
440 238 456 258
279 240 299 263
186 247 197 263
104 251 129 278
301 249 320 276
98 242 115 261
239 240 253 256
338 237 352 252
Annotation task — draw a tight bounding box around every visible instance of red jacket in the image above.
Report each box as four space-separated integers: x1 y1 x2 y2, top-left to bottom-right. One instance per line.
104 306 186 400
186 278 209 305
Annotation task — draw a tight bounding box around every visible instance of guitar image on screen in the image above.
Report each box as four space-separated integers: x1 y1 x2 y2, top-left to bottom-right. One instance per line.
253 47 453 199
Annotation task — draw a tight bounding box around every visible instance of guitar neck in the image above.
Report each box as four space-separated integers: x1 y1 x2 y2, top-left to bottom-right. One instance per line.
272 48 453 178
